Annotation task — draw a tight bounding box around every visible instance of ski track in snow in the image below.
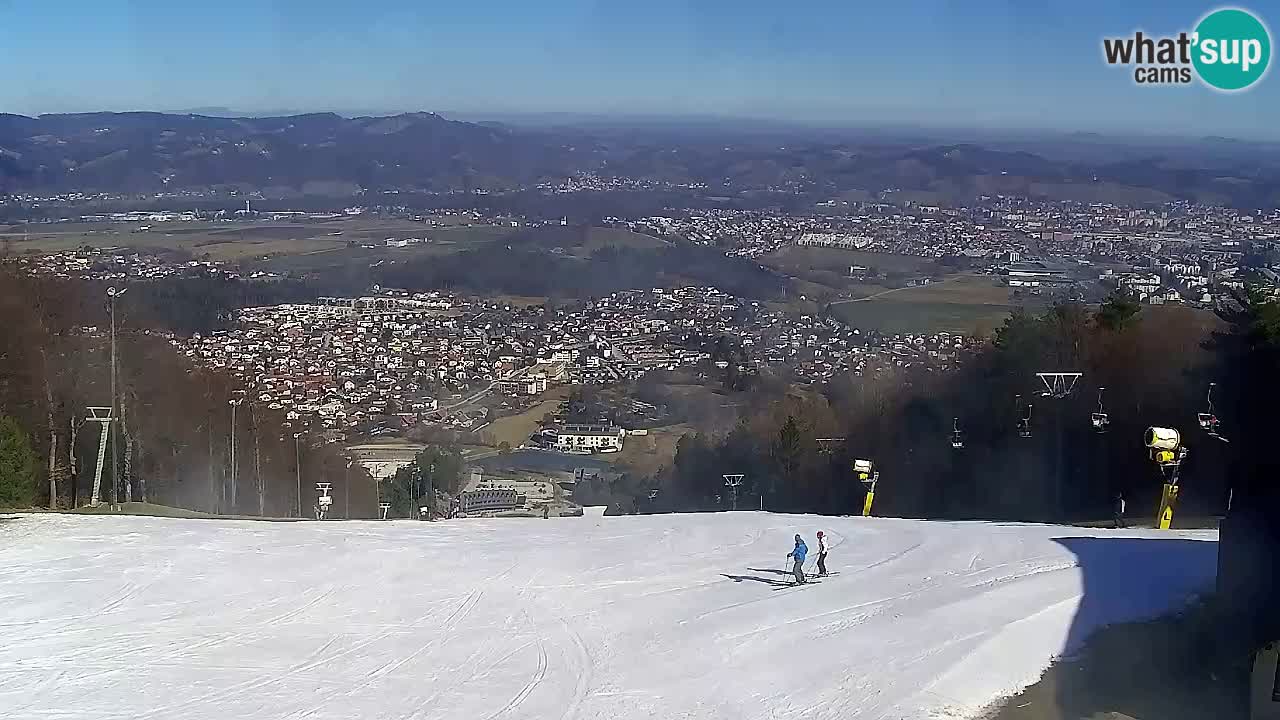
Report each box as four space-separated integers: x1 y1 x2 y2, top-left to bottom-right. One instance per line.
0 512 1216 720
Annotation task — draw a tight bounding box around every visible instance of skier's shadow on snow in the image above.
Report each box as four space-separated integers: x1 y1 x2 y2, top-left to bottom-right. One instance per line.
721 571 788 584
745 567 793 576
722 572 793 587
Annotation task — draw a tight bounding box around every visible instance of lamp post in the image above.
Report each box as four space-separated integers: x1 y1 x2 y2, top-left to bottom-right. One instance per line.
228 396 244 511
428 462 435 518
293 432 303 518
344 459 353 519
107 287 127 507
410 464 420 520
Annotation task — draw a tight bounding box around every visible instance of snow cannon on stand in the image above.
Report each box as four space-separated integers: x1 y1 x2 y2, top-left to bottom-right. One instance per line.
854 459 879 517
1143 427 1188 530
1145 426 1180 454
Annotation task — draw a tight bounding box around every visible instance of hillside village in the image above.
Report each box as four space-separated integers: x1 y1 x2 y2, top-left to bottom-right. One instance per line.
173 287 977 446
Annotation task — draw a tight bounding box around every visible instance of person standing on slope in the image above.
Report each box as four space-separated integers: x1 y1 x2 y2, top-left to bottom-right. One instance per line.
787 534 809 584
815 531 829 577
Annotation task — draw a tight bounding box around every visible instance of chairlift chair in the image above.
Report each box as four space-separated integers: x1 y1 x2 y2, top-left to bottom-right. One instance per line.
1091 387 1109 432
951 417 964 449
1197 382 1226 440
1017 399 1034 439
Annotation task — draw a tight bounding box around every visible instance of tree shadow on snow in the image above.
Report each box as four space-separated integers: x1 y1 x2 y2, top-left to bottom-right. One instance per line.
1052 536 1217 656
989 535 1243 720
722 573 793 587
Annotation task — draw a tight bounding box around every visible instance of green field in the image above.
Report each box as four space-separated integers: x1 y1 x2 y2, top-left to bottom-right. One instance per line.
502 225 667 257
828 275 1026 335
580 227 668 252
831 300 1016 335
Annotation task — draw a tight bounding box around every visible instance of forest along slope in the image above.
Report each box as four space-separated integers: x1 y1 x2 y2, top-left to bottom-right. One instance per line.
0 513 1216 720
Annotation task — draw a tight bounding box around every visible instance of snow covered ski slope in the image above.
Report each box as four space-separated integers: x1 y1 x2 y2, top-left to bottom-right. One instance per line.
0 513 1216 720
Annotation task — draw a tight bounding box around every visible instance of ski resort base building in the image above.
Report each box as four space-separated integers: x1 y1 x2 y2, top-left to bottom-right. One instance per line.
459 488 527 515
551 425 625 454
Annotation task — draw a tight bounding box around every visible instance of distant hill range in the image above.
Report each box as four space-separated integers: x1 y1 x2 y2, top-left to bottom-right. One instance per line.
0 111 565 195
2 111 1279 207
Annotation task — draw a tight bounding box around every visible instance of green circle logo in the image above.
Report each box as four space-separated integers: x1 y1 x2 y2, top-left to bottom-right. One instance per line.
1192 8 1271 91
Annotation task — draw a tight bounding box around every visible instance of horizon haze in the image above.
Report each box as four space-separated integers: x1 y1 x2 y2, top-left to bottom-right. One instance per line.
2 0 1276 140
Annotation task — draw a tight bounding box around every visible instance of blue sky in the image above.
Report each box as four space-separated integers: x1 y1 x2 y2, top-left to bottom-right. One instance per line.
1 0 1275 138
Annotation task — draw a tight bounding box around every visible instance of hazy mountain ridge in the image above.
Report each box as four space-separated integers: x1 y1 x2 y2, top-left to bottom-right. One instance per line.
0 111 568 194
2 111 1279 206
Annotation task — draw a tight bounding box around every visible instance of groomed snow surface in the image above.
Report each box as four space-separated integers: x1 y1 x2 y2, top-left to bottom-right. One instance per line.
0 513 1216 720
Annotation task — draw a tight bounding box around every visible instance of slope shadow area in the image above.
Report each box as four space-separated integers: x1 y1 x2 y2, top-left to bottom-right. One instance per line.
991 535 1246 720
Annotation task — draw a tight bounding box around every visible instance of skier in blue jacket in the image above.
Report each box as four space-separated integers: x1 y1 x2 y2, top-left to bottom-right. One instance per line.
786 534 809 584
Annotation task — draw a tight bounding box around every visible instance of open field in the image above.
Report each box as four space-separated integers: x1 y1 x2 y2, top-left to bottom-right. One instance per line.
1134 302 1223 334
761 245 944 275
1 219 517 262
483 387 572 448
829 274 1025 335
829 280 1221 337
261 225 517 270
0 513 1216 720
881 273 1017 304
832 300 1016 335
488 295 553 308
3 223 343 260
580 227 668 252
760 245 949 301
605 423 694 477
503 225 668 257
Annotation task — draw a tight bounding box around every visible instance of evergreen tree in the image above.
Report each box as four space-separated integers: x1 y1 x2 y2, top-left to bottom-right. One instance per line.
0 415 37 508
1095 290 1142 331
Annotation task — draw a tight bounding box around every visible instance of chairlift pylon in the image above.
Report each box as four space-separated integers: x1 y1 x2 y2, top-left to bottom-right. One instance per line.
315 482 333 520
1036 372 1083 399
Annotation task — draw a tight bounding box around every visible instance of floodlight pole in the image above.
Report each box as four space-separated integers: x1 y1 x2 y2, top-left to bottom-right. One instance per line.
228 397 243 511
345 459 353 519
427 463 435 518
107 287 127 508
294 433 303 518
